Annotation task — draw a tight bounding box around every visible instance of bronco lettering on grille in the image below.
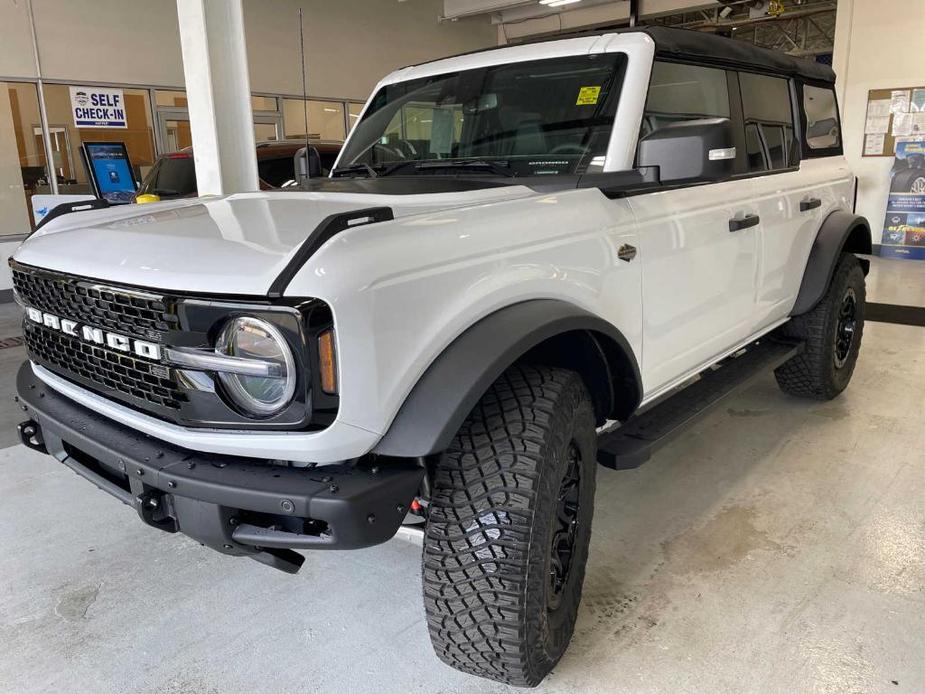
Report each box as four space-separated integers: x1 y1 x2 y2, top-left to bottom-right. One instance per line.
25 307 162 360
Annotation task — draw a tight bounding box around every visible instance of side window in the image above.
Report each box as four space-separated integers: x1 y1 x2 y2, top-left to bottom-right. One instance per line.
803 84 841 151
642 62 729 137
739 72 796 172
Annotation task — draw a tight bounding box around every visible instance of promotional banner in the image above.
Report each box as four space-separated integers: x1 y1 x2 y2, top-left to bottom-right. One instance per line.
879 138 925 260
69 86 127 128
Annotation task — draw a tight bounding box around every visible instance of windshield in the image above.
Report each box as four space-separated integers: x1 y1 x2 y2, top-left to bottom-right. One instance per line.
337 53 625 178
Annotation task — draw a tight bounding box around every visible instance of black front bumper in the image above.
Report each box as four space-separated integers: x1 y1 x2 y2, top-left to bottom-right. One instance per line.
16 362 424 573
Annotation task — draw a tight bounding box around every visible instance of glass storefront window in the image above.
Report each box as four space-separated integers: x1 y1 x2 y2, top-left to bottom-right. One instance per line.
283 98 346 142
156 90 188 107
1 82 52 235
163 118 192 151
158 90 276 113
253 122 279 142
251 95 277 112
348 102 364 134
42 85 157 192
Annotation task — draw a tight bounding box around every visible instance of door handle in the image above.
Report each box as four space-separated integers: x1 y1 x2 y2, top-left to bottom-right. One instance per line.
800 197 822 212
728 214 760 232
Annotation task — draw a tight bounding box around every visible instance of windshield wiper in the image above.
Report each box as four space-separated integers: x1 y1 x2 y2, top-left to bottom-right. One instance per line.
417 160 516 178
375 159 516 178
331 163 379 178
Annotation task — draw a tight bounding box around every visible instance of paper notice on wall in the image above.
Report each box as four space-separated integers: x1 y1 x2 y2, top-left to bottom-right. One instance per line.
912 89 925 112
893 112 914 136
891 90 911 114
867 99 892 118
865 115 890 134
912 112 925 135
864 133 886 155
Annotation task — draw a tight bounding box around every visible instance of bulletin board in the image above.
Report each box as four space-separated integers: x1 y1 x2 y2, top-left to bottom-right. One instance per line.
862 86 925 157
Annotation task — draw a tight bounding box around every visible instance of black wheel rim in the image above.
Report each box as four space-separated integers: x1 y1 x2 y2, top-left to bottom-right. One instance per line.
547 442 582 613
834 287 857 369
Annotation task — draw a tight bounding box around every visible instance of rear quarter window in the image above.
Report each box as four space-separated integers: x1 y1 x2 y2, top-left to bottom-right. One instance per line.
803 84 841 152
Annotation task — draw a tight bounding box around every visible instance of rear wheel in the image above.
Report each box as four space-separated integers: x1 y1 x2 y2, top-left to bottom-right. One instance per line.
775 253 866 400
422 365 597 686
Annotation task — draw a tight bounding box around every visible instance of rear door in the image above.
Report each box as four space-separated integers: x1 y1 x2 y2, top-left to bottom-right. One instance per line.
740 74 853 327
632 62 761 394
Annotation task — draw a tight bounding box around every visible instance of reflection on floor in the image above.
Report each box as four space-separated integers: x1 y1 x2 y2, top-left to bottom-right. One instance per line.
0 302 27 449
865 254 925 307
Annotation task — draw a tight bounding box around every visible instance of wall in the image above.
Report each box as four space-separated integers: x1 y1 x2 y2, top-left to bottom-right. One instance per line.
243 0 497 100
0 0 496 101
0 0 39 79
832 0 925 242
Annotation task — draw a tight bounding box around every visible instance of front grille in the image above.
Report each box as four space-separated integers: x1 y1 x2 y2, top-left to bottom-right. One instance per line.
12 261 320 430
24 327 184 409
12 266 178 341
13 264 186 412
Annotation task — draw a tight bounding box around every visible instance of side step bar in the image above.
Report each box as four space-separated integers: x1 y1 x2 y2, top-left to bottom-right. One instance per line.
597 339 803 470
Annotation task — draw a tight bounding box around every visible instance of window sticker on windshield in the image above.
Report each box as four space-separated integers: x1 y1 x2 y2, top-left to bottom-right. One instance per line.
576 86 601 106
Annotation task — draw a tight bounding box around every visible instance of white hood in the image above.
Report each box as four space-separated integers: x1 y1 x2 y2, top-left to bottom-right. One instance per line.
14 187 533 295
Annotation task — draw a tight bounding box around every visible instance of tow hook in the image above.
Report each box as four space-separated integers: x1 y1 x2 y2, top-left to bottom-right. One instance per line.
18 420 46 454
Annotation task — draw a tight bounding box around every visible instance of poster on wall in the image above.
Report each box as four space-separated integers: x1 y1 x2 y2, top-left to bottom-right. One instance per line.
880 139 925 260
69 86 127 128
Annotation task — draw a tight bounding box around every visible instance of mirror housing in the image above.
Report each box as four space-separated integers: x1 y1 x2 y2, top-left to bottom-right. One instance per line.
637 118 735 184
294 145 323 183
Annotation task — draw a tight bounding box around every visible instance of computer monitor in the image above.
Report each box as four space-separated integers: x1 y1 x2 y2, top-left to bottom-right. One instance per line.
80 142 138 205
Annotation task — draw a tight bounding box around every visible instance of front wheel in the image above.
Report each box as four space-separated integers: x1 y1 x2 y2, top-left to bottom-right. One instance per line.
422 365 597 686
775 253 866 400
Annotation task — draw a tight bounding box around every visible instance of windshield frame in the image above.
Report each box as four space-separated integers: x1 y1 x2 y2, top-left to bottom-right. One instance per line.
335 52 628 181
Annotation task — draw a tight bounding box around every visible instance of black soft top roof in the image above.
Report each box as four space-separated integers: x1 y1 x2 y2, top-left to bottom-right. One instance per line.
635 26 834 83
408 25 834 85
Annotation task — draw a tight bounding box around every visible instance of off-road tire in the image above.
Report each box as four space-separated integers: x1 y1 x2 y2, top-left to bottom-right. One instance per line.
422 365 597 686
775 253 865 399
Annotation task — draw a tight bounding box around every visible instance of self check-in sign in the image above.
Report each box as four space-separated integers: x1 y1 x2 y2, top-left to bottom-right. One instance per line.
69 86 127 128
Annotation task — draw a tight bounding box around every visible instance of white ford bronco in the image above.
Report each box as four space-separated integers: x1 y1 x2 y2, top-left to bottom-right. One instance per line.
13 27 870 687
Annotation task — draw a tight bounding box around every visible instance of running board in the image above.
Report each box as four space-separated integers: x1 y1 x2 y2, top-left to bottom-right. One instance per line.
597 339 803 470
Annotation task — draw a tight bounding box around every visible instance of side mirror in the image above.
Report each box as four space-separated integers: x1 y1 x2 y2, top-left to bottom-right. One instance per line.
637 118 735 184
294 146 324 182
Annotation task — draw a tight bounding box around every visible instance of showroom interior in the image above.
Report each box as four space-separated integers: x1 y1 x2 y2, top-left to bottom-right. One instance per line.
1 0 924 692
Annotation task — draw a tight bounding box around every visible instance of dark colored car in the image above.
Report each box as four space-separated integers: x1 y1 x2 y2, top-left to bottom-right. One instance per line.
137 141 342 199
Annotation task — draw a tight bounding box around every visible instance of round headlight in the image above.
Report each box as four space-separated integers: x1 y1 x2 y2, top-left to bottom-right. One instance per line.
216 316 296 417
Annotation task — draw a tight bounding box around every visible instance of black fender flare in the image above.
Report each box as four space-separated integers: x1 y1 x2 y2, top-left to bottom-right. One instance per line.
791 210 871 316
372 299 641 457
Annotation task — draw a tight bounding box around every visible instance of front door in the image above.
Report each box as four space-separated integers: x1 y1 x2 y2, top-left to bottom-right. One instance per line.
631 181 760 393
633 61 761 395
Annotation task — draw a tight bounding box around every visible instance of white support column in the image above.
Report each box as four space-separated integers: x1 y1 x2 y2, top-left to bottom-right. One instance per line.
176 0 258 196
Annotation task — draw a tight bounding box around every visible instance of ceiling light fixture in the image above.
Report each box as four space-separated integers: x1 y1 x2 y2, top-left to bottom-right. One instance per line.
539 0 582 6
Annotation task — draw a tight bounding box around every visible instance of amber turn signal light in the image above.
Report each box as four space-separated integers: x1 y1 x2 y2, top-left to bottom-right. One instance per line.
318 330 337 394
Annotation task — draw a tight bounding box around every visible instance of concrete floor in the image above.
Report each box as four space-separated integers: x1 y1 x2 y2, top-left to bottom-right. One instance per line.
1 259 924 693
